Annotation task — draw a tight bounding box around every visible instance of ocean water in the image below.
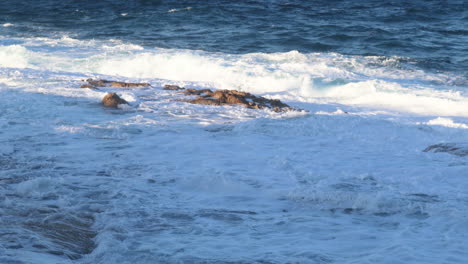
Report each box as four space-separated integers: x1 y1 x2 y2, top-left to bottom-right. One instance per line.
0 1 467 263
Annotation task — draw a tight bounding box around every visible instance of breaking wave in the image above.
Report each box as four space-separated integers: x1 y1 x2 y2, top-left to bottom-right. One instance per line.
0 37 467 117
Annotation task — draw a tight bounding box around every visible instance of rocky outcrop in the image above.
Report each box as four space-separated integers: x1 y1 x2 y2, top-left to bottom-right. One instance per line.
423 143 468 157
80 79 296 112
83 79 151 89
178 88 293 112
102 93 128 108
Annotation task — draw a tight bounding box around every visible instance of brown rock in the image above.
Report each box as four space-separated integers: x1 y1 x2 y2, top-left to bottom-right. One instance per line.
80 84 96 89
86 78 107 87
187 97 222 106
183 88 213 96
102 93 128 108
108 81 151 88
225 94 248 105
180 88 294 112
85 78 150 88
269 99 290 108
164 84 185 91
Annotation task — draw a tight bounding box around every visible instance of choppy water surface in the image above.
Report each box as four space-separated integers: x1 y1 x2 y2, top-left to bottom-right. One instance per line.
1 0 467 75
0 0 468 263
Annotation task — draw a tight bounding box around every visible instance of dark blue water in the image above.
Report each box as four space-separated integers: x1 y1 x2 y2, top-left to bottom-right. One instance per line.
1 0 467 75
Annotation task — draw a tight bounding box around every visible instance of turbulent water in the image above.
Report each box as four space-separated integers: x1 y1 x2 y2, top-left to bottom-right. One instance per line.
1 1 467 263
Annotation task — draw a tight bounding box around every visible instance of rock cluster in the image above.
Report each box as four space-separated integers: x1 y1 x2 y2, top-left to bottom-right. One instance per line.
180 88 293 112
80 78 295 111
102 93 128 108
81 79 151 89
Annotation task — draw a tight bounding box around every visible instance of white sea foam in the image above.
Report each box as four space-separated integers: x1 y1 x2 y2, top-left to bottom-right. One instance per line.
168 7 192 13
315 108 348 115
88 50 468 117
2 23 14 27
0 45 30 68
425 117 468 129
55 125 85 133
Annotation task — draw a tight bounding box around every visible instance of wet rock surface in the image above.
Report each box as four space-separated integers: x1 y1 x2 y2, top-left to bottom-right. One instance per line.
102 93 128 108
423 143 468 157
177 87 294 112
83 78 151 89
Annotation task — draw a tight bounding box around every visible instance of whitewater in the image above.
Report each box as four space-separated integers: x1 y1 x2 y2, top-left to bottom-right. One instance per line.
1 35 468 263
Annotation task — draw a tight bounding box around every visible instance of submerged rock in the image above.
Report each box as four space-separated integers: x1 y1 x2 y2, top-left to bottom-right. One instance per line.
102 93 128 108
84 78 151 88
423 143 468 157
25 214 96 260
163 84 185 91
180 88 294 112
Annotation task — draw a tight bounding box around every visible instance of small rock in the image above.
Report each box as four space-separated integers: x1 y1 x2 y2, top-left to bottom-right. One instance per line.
102 93 128 108
80 84 96 89
85 78 150 88
86 79 107 87
164 84 185 90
